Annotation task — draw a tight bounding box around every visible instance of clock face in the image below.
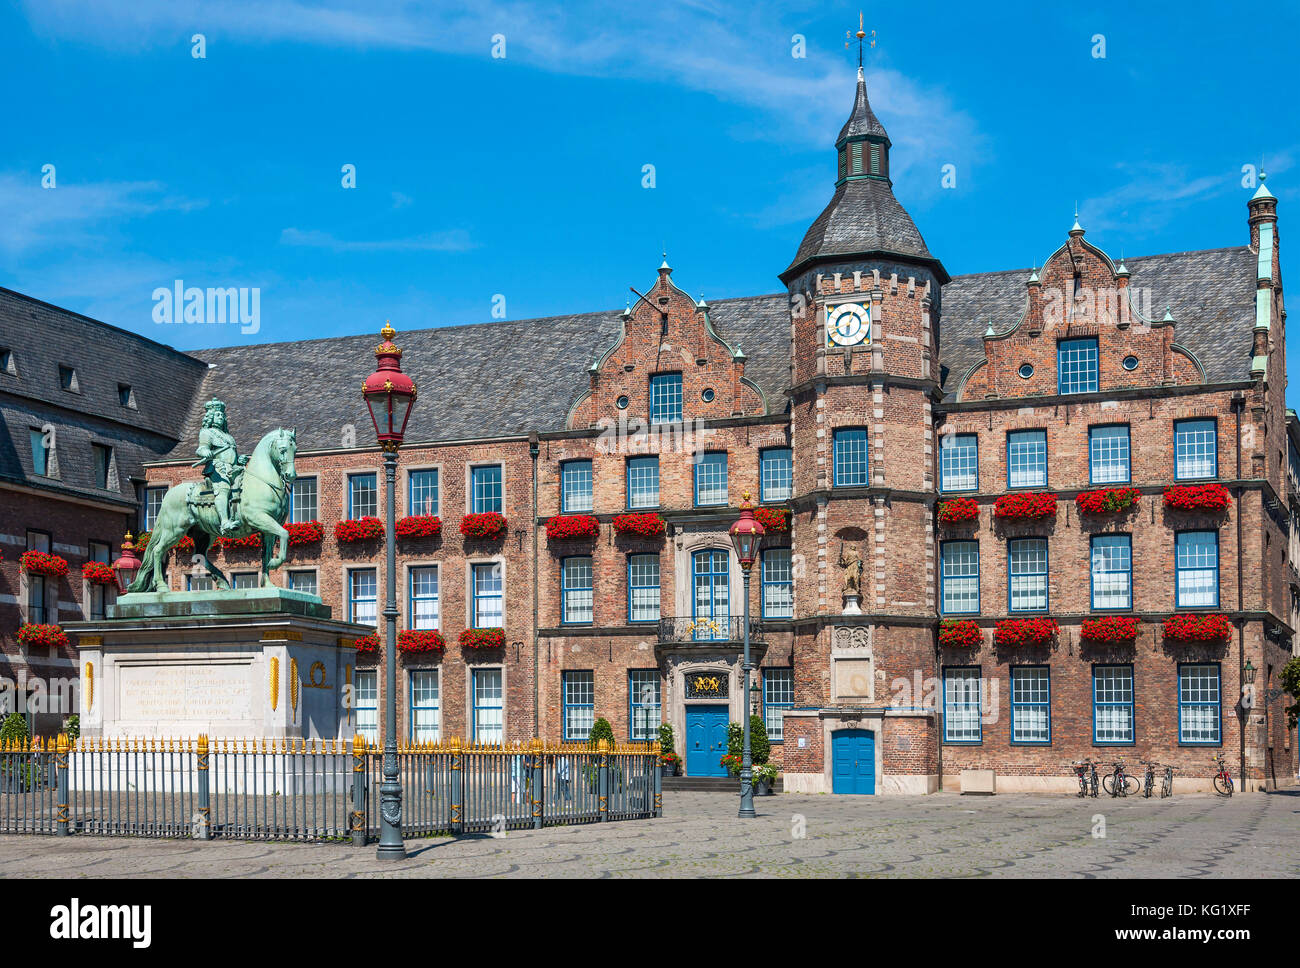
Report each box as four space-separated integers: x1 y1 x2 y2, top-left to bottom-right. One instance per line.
826 302 870 347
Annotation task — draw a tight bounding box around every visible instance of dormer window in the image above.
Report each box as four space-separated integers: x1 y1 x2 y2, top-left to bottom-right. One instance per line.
118 383 137 409
0 348 13 375
58 364 79 392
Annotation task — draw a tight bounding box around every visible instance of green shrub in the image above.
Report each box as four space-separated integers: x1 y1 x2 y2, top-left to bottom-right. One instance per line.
587 717 615 748
658 722 675 757
63 715 80 741
0 713 28 745
726 716 771 765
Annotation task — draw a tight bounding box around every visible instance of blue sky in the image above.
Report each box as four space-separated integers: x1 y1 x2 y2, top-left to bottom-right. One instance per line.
3 1 1296 403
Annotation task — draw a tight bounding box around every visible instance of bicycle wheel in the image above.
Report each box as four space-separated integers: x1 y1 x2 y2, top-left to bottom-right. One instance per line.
1123 775 1140 797
1214 774 1232 796
1143 773 1154 798
1162 768 1173 798
1090 769 1099 798
1103 773 1117 797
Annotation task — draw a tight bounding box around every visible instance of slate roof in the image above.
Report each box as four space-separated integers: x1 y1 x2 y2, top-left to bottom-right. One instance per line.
0 287 208 503
837 69 889 143
785 178 937 276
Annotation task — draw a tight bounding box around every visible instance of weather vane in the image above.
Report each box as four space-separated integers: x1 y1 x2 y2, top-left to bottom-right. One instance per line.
845 11 875 68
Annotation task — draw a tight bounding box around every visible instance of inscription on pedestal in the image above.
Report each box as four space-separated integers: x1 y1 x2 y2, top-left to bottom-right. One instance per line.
118 663 253 722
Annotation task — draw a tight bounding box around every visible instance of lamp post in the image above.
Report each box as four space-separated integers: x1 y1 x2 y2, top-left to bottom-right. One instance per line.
362 321 417 860
111 532 142 595
729 491 765 819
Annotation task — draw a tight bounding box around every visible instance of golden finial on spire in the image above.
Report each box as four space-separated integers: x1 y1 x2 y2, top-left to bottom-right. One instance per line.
380 320 396 342
845 11 875 68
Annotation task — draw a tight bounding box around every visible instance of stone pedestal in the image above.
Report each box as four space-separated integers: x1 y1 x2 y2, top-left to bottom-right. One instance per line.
64 588 369 741
842 594 862 615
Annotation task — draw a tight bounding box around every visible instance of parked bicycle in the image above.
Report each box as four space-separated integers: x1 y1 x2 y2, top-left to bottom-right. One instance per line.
1211 753 1233 797
1161 765 1175 798
1103 757 1140 797
1070 758 1100 798
1140 759 1158 798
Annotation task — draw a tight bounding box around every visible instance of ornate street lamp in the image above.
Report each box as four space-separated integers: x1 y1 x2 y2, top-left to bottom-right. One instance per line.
111 532 142 595
729 491 765 819
362 321 417 861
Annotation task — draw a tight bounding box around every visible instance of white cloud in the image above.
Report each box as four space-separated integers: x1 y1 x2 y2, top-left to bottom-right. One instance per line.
279 227 476 252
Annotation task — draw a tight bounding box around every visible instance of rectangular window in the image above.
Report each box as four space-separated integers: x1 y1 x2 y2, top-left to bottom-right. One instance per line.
289 477 318 523
347 473 377 519
1090 535 1132 610
471 465 503 513
287 570 317 596
1174 419 1217 480
1175 531 1219 607
410 670 440 743
1093 665 1135 744
472 563 503 628
761 548 794 619
940 433 978 492
562 670 595 741
231 572 258 589
26 530 50 554
649 373 683 425
1058 337 1099 394
407 469 439 517
1088 425 1131 484
694 452 728 506
90 444 112 489
186 574 213 592
355 670 378 744
58 364 76 391
143 487 166 530
1178 663 1221 745
88 540 111 620
1007 430 1047 488
472 669 504 743
118 384 134 408
561 556 593 625
348 568 377 626
940 541 980 614
943 667 982 743
1008 538 1048 612
759 448 793 502
832 428 869 487
629 670 661 741
1011 666 1051 744
561 460 594 513
25 532 50 625
626 456 660 509
763 668 794 742
628 554 660 623
29 428 49 477
409 566 439 630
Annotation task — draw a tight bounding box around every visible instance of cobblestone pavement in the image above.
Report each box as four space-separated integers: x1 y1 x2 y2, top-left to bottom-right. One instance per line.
2 790 1297 878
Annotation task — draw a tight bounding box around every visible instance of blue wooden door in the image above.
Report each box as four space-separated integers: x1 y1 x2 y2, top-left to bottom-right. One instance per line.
831 729 876 794
686 705 729 777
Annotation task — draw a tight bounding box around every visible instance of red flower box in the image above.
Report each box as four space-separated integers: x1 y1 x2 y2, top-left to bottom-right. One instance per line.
335 517 385 542
753 507 790 533
219 532 263 550
1075 487 1141 515
460 512 508 541
545 514 600 540
352 633 380 654
20 551 68 578
1080 615 1139 642
1162 613 1232 642
993 493 1058 520
397 630 446 654
938 498 980 523
81 562 117 586
1163 484 1231 513
395 515 443 539
286 520 324 545
611 513 666 538
459 628 505 650
134 532 195 554
994 617 1059 647
939 619 982 648
17 623 68 649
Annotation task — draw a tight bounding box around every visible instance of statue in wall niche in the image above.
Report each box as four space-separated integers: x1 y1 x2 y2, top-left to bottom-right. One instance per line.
839 540 863 615
128 398 299 593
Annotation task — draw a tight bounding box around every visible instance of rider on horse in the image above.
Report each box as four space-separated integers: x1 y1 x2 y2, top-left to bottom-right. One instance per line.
192 398 249 534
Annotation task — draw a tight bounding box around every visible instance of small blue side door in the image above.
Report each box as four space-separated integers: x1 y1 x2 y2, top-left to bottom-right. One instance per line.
831 729 876 794
686 705 729 777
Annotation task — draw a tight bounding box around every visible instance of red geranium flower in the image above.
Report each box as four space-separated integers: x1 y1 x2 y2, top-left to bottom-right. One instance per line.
1162 613 1232 642
994 617 1059 647
1080 615 1139 642
397 630 446 654
939 619 982 648
395 515 443 539
133 532 197 554
1163 484 1232 513
1075 487 1141 515
459 513 508 541
219 532 263 550
352 633 380 654
611 513 666 538
335 517 385 542
753 507 790 533
938 498 980 523
20 551 69 578
545 515 600 540
459 628 505 650
286 520 324 545
993 493 1058 520
17 623 69 649
81 562 117 586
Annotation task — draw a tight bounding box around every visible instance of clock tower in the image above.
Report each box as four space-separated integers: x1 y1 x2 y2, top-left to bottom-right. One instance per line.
778 66 950 793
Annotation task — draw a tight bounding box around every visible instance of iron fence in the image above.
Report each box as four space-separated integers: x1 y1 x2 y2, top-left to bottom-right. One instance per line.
0 736 661 843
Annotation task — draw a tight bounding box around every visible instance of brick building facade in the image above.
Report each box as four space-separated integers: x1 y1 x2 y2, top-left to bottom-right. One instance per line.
3 69 1296 791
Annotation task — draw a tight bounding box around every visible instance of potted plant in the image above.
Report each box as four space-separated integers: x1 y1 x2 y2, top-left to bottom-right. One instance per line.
659 752 680 777
658 722 678 776
753 762 779 796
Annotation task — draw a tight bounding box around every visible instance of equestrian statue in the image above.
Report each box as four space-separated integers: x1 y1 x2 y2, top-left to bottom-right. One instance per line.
128 398 299 593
